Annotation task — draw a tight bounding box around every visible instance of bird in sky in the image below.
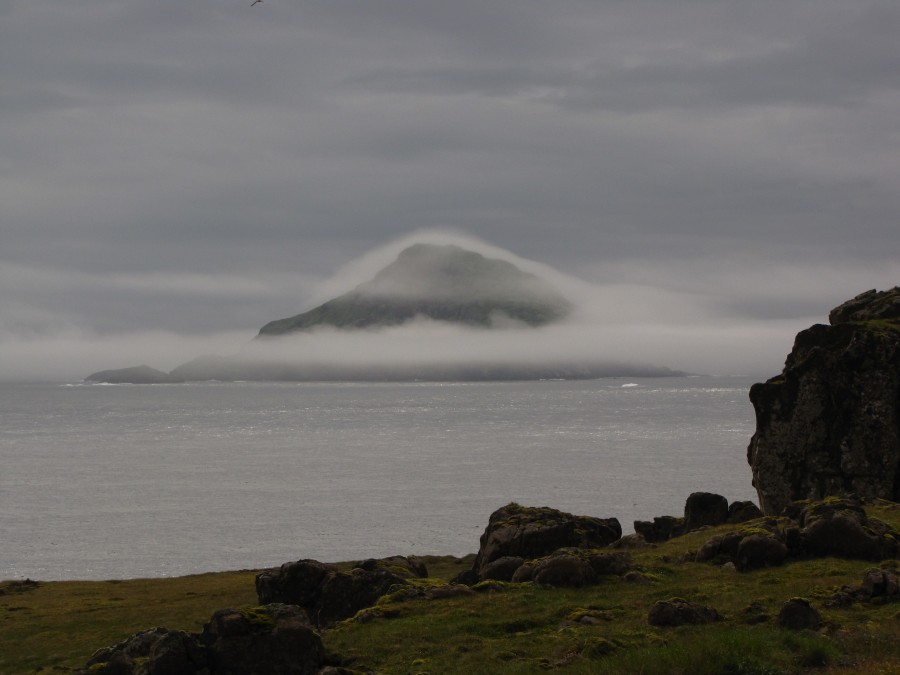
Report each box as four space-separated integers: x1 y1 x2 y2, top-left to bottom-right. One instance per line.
250 0 262 5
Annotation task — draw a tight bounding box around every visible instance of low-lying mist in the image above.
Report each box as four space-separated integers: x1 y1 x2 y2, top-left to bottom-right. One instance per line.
0 230 858 382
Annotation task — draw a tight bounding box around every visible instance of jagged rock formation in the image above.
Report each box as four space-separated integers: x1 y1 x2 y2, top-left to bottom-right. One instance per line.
257 243 572 336
748 287 900 516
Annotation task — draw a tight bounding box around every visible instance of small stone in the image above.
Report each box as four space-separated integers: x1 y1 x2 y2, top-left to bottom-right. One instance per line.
647 598 722 627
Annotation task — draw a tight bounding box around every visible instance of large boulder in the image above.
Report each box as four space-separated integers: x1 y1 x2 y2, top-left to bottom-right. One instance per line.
79 628 206 675
203 605 324 675
634 494 755 543
77 605 327 675
683 492 729 531
798 499 898 561
466 503 621 580
255 555 426 627
748 287 900 515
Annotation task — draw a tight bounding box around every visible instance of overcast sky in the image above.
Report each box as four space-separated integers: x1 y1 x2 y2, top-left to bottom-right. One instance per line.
2 0 899 380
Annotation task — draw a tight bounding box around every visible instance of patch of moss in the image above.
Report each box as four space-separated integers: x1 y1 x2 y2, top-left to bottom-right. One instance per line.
240 606 275 628
854 319 900 336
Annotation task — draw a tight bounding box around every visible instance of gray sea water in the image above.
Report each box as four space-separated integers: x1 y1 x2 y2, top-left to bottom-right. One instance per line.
0 377 759 581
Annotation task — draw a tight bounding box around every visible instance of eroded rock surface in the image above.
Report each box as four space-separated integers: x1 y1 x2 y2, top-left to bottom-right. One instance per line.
748 287 900 515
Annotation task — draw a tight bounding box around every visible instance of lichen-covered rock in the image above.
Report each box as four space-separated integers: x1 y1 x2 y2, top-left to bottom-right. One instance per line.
255 555 425 627
696 499 898 570
516 553 597 587
695 532 744 564
77 605 328 675
799 499 899 561
510 549 633 586
256 559 334 606
827 568 900 607
734 534 788 572
79 627 205 675
776 598 821 630
467 503 621 580
610 532 651 549
480 556 526 582
203 604 325 675
647 598 722 626
356 555 428 578
748 287 900 515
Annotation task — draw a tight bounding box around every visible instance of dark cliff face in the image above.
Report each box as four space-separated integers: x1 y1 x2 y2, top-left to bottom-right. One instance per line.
748 287 900 516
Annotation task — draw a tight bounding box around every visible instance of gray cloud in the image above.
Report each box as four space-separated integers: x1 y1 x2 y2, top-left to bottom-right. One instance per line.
1 1 898 379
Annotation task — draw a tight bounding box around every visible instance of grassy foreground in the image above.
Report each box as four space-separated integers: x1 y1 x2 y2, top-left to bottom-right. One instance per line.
3 505 900 674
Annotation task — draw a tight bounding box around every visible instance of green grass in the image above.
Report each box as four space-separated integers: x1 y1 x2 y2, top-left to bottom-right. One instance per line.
3 510 900 674
0 571 258 673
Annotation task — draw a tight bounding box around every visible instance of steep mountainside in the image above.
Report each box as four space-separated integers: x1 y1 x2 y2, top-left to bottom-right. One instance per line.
257 243 572 336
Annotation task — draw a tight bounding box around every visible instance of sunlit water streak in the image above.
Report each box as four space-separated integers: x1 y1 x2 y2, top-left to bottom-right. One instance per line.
0 377 759 580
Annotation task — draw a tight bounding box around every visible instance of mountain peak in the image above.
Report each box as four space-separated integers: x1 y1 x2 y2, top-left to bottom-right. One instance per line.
258 243 572 336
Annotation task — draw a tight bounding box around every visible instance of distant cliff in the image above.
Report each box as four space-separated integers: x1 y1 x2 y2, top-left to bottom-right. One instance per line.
748 287 900 515
257 243 572 336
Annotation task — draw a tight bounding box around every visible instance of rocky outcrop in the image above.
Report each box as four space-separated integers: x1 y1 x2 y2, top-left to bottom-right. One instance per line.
255 555 427 627
683 492 729 531
694 497 899 571
203 605 325 675
509 549 634 587
827 567 900 607
798 498 898 561
459 503 622 584
748 287 900 516
634 493 760 543
78 604 328 675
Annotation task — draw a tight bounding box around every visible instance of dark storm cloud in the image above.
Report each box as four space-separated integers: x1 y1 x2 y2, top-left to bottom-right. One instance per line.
1 0 899 379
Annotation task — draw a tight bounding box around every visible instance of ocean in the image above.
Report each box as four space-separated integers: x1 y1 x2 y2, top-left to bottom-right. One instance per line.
1 376 760 581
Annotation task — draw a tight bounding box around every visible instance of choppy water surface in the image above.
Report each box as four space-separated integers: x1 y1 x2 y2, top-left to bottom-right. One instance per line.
0 377 758 580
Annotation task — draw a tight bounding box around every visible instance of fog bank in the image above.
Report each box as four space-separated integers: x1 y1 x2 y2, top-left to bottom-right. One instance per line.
0 232 824 382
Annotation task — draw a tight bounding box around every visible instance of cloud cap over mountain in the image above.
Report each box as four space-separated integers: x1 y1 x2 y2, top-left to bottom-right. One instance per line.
257 242 572 335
